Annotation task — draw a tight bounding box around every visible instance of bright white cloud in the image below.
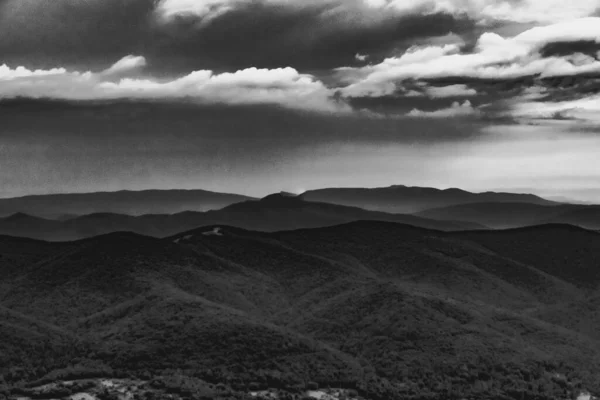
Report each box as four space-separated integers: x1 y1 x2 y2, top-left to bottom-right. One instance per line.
0 65 68 79
155 0 241 25
102 55 147 77
157 0 599 25
509 93 600 123
155 0 317 23
475 0 599 24
0 56 347 113
407 100 481 118
424 84 478 98
340 17 600 98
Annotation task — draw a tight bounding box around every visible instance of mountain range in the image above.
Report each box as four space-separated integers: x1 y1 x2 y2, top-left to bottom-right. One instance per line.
0 185 561 219
416 202 600 230
0 189 253 219
301 185 558 214
0 193 482 241
1 186 599 241
1 221 600 400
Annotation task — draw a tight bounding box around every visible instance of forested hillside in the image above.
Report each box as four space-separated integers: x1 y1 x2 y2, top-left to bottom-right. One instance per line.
1 222 599 400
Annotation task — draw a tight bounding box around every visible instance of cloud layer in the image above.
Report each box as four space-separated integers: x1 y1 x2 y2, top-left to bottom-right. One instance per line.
155 0 599 25
0 56 345 112
339 18 600 95
332 17 600 123
1 1 600 123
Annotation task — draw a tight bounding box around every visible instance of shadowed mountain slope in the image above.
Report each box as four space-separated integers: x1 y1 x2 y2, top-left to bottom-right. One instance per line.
454 224 600 289
415 202 577 229
2 221 600 399
416 202 600 230
542 206 600 230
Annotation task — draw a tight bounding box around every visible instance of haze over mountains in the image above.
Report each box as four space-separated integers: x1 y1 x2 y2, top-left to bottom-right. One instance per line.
301 185 558 214
0 185 558 219
416 202 600 230
0 185 598 241
0 189 253 219
0 193 482 242
2 221 600 400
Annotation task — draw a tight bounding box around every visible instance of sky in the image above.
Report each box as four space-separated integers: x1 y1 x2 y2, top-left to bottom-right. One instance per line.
1 0 600 201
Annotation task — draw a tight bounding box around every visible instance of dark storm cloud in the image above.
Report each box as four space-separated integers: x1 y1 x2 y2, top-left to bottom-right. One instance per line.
0 0 475 73
0 0 155 70
151 5 475 72
540 40 600 59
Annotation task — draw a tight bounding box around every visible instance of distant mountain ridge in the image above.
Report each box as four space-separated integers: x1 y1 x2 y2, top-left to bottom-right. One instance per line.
0 193 482 241
0 189 254 218
416 202 600 230
2 185 599 241
301 185 560 214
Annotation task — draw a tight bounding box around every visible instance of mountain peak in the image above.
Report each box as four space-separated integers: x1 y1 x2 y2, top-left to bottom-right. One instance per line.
260 192 302 202
2 212 44 222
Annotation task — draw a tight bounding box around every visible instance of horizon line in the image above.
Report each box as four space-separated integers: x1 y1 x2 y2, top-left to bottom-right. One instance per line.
0 183 566 202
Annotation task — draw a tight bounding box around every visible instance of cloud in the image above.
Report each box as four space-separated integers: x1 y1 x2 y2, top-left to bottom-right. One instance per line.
407 100 481 118
0 0 478 73
152 1 475 72
508 92 600 123
0 0 154 69
338 17 600 98
2 0 599 122
0 56 347 113
155 0 239 22
156 0 599 25
0 0 598 76
102 55 148 77
363 0 598 23
422 84 479 98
